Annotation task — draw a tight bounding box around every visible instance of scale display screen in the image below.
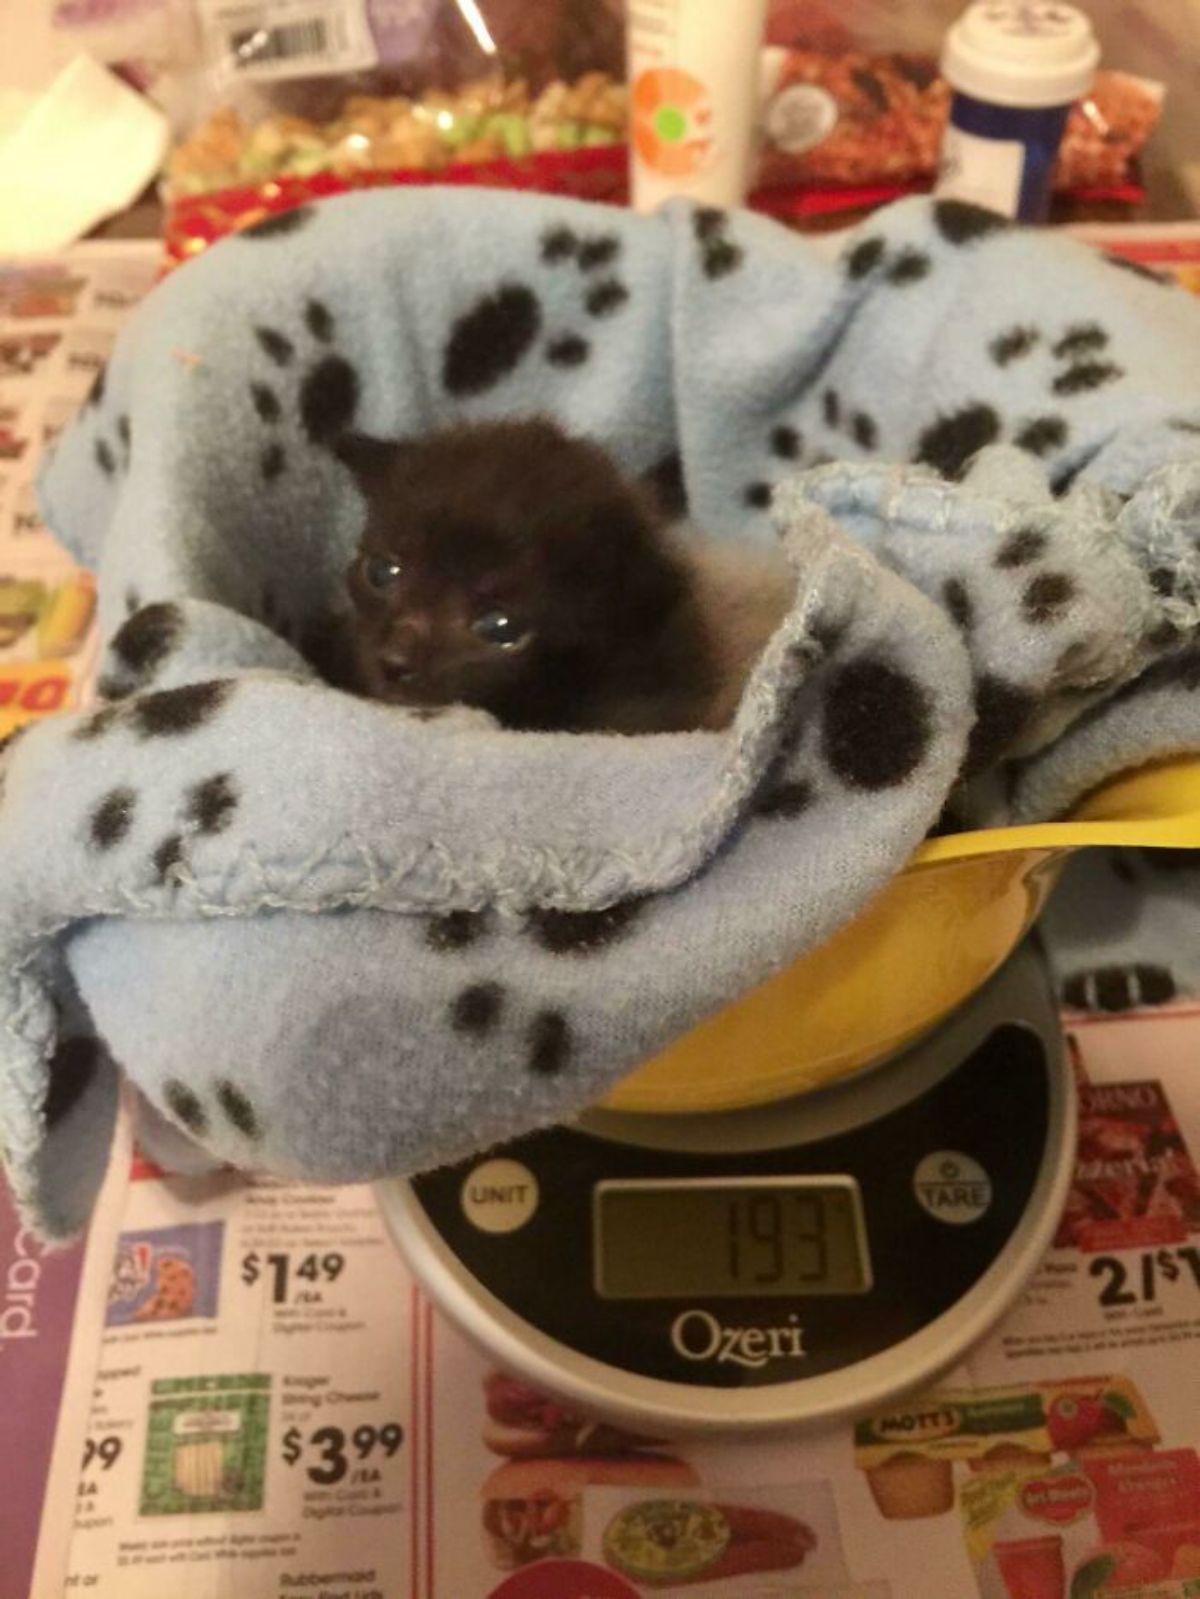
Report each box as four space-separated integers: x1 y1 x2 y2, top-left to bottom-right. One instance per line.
594 1178 871 1300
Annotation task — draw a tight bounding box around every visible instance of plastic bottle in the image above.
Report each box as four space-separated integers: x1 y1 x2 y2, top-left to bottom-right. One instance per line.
627 0 770 213
937 1 1100 223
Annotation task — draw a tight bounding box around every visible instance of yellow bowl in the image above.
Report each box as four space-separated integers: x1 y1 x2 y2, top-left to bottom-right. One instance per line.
605 757 1200 1115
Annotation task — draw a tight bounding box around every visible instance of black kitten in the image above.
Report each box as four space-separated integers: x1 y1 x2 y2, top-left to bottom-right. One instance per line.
338 417 794 733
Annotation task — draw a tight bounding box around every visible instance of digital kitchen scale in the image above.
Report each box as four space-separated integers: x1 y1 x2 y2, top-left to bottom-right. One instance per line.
378 940 1076 1433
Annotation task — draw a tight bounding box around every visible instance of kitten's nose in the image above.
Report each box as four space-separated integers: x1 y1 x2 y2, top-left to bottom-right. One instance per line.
380 621 429 682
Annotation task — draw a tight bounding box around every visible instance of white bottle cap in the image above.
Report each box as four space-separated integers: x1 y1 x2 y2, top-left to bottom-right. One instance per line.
941 3 1100 110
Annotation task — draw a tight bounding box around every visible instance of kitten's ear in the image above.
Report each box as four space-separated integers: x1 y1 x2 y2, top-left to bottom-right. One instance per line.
334 432 410 492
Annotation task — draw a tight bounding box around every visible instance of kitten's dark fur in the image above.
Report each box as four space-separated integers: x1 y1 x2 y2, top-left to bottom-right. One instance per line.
337 418 793 733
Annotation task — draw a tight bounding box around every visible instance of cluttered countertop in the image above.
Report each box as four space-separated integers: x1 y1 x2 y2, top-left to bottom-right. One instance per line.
4 3 1200 1597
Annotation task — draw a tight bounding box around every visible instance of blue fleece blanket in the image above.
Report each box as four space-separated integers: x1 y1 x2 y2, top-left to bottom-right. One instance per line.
5 188 1200 1238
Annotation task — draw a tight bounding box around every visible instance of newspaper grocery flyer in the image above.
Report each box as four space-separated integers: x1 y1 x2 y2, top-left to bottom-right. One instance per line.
0 242 160 742
57 1161 421 1596
4 227 1200 1599
10 1004 1195 1599
4 1095 131 1599
425 1004 1200 1599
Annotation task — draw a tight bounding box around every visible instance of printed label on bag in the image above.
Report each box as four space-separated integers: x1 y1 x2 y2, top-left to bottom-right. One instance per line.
196 0 378 82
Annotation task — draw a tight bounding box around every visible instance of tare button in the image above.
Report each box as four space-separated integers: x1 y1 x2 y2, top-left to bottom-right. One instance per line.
913 1151 993 1225
461 1159 540 1234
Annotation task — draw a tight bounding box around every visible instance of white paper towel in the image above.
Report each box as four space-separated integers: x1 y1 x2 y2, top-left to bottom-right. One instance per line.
0 56 169 254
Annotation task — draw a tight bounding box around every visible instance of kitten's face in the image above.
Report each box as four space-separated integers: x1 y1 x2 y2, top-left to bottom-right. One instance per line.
339 421 682 724
346 518 542 712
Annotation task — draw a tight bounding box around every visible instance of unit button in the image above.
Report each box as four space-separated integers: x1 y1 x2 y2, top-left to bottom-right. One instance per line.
461 1159 540 1234
913 1151 992 1225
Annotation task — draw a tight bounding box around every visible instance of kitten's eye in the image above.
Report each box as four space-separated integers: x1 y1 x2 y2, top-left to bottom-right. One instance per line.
361 554 402 592
472 609 530 649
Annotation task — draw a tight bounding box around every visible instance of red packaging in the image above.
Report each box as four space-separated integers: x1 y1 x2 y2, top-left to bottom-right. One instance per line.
1055 1079 1200 1253
1085 1450 1200 1574
992 1535 1066 1599
758 53 1158 201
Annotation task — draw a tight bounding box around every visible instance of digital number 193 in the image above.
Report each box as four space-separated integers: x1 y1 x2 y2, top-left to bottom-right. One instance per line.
727 1194 827 1286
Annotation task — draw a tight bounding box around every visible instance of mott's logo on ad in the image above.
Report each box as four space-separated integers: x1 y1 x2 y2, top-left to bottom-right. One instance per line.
1019 1471 1095 1525
866 1407 965 1444
856 1390 1046 1448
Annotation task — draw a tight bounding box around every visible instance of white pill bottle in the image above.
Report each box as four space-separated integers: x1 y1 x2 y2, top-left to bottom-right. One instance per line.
937 1 1101 222
627 0 770 213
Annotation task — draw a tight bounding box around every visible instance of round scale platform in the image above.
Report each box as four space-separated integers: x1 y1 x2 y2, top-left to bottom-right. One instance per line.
378 941 1075 1433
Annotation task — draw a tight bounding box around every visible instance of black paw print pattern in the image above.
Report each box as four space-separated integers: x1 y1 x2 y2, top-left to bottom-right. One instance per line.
751 637 937 820
414 632 940 1085
841 200 1008 293
441 225 632 399
70 683 233 857
448 980 572 1078
930 200 1011 247
692 209 745 280
830 203 1137 485
989 317 1123 398
525 901 645 953
754 774 814 818
84 746 239 888
1062 964 1176 1013
741 204 1012 506
742 422 835 511
821 387 879 452
98 601 185 700
917 316 1127 482
741 389 880 513
844 234 935 288
75 679 234 746
933 524 1089 773
963 675 1038 775
914 405 1006 481
418 897 651 1081
818 653 933 791
86 360 132 482
150 772 239 886
164 1075 262 1143
250 297 360 481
